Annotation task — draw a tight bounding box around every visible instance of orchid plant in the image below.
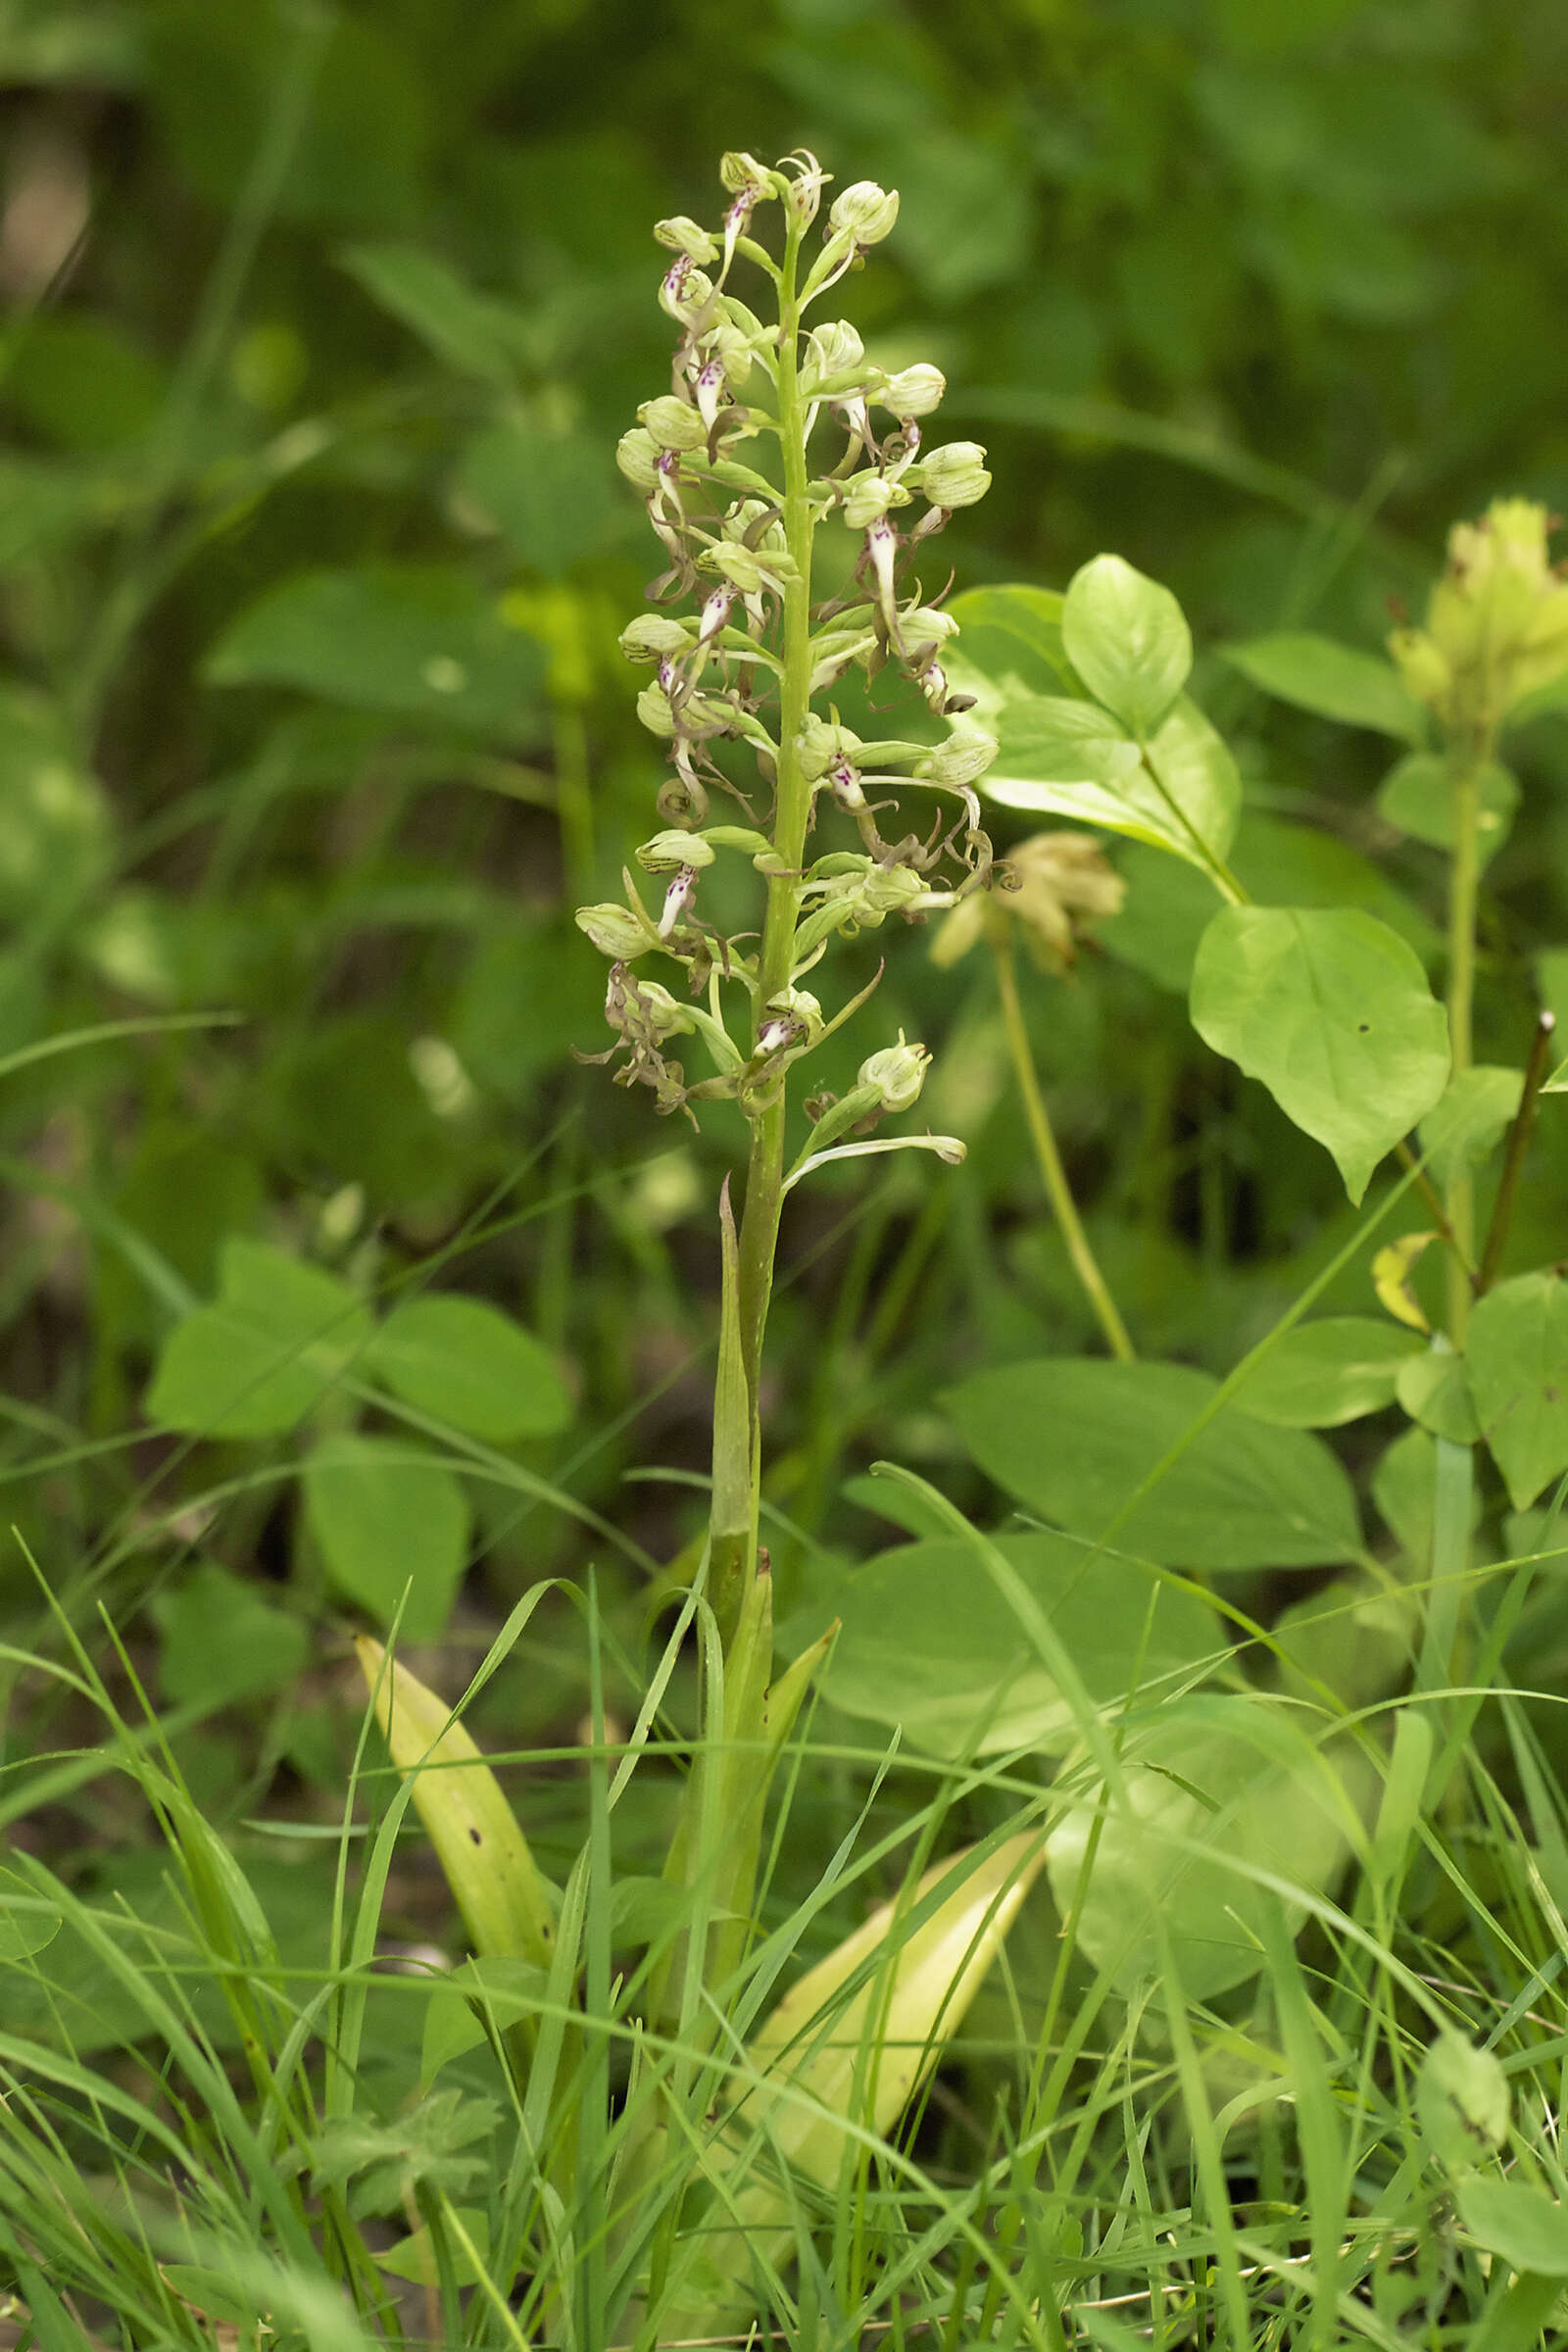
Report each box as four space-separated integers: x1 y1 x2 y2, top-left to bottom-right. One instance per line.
355 150 1054 2342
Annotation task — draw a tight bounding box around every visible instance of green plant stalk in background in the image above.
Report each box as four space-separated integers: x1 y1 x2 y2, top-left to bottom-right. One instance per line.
1443 729 1489 1346
992 929 1135 1362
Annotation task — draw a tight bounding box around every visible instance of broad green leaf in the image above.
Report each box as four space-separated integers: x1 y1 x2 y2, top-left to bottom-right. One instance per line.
146 1240 372 1438
1417 2032 1509 2172
454 422 623 577
1396 1348 1480 1444
155 1562 307 1707
375 2209 492 2289
1232 809 1438 960
1190 906 1450 1201
0 687 111 919
985 692 1239 878
1062 553 1192 735
1142 694 1243 862
822 1533 1222 1758
1457 2179 1568 2277
1047 1692 1368 2001
0 1869 61 1964
1096 839 1221 994
306 1437 468 1640
942 584 1079 713
1271 1577 1414 1712
1418 1065 1523 1192
1371 1424 1482 1564
987 694 1141 787
205 565 549 733
3 314 164 456
358 1638 555 1969
339 243 533 383
0 452 118 567
1233 1316 1423 1428
1376 752 1519 865
945 1358 1362 1569
1466 1272 1568 1510
1221 632 1424 742
367 1294 571 1442
420 1955 550 2082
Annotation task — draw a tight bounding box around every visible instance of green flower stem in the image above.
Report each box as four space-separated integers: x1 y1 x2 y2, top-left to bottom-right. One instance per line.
1445 731 1491 1346
1477 1007 1557 1294
734 209 816 1496
993 934 1136 1363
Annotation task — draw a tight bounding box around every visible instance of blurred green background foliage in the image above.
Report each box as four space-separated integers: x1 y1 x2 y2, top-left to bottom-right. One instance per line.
6 0 1568 1699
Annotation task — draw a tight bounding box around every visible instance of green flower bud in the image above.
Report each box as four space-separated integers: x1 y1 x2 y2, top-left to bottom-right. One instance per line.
880 364 945 417
637 829 716 873
618 615 693 662
615 427 662 490
758 986 824 1054
914 441 991 510
860 864 928 915
916 726 999 789
1388 628 1453 714
858 1034 930 1112
636 680 676 735
802 319 866 393
638 395 709 452
654 217 720 264
660 264 715 325
842 471 907 531
720 150 775 197
622 978 694 1039
576 903 653 958
705 540 799 596
829 180 900 246
1407 498 1568 725
901 605 959 651
796 714 864 783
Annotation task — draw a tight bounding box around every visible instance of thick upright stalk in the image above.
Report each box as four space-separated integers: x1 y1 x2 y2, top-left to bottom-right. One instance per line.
1445 732 1489 1346
734 217 816 1457
994 935 1135 1363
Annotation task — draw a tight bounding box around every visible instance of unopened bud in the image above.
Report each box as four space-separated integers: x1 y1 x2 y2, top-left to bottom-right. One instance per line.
705 540 798 595
860 864 929 916
842 471 906 531
720 150 776 198
858 1034 930 1111
637 829 716 873
916 726 999 790
636 680 676 736
829 180 900 246
621 978 694 1040
758 986 824 1055
660 263 714 325
797 713 864 783
914 441 991 510
1388 628 1452 712
576 903 652 958
803 319 866 390
901 605 959 650
880 364 946 418
618 615 692 663
654 217 719 264
615 428 662 490
638 395 709 452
